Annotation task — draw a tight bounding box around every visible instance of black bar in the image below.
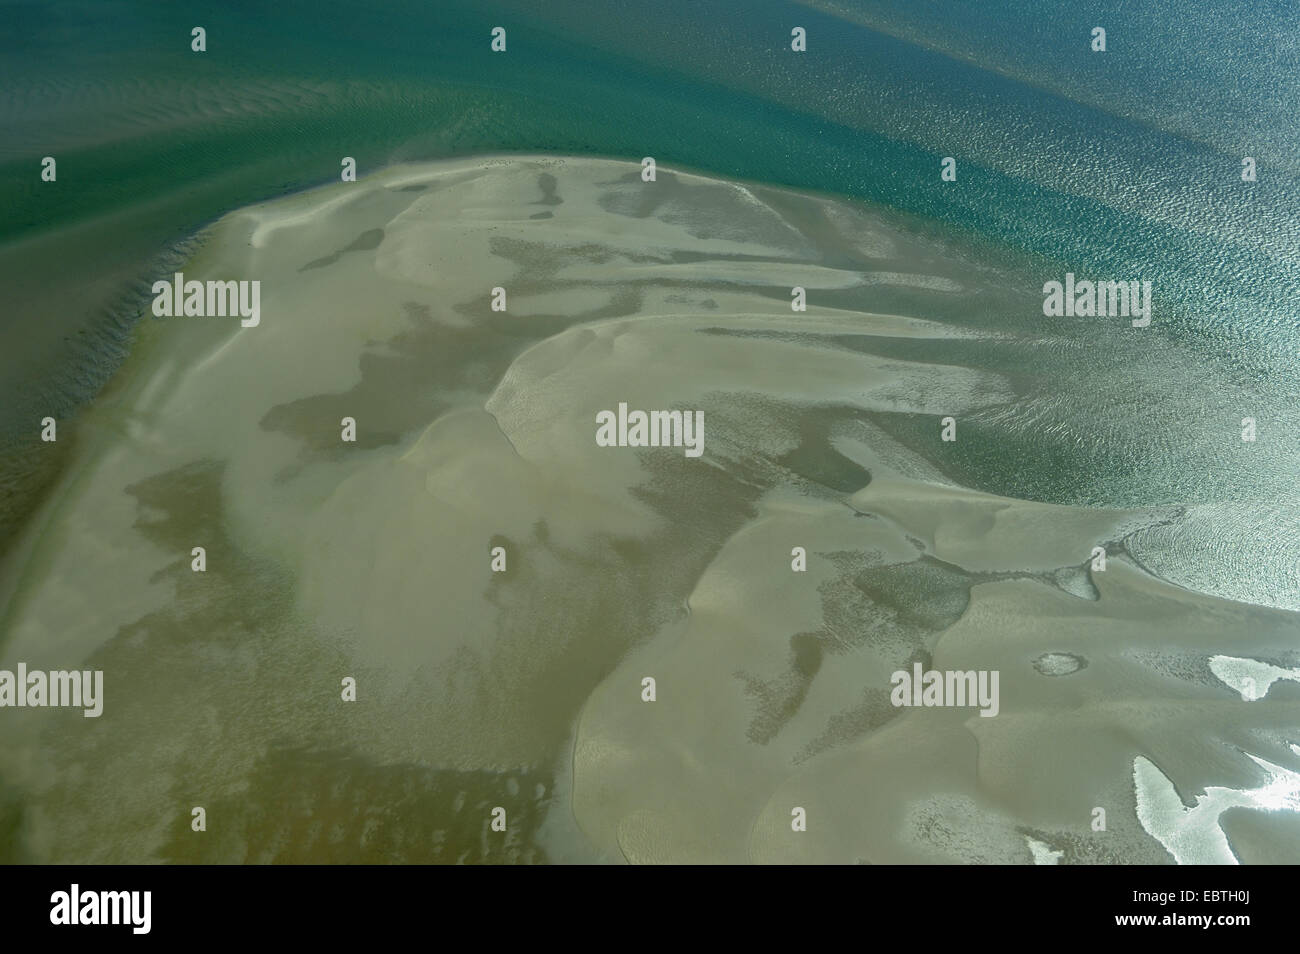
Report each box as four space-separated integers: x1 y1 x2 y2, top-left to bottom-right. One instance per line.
3 865 1282 942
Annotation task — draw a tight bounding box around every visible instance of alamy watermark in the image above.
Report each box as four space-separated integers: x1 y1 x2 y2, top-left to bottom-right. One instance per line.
890 663 999 717
50 884 150 934
595 402 704 458
151 271 260 327
0 664 103 717
1043 273 1151 327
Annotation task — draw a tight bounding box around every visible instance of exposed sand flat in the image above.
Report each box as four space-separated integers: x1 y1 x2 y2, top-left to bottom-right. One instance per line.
1 155 1296 864
576 480 1300 864
847 477 1181 573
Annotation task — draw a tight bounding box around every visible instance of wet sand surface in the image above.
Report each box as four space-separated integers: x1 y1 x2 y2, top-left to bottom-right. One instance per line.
1 156 1296 863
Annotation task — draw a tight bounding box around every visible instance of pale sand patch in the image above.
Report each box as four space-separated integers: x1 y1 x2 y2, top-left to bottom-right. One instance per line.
1135 748 1300 865
559 260 869 288
1209 655 1300 702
